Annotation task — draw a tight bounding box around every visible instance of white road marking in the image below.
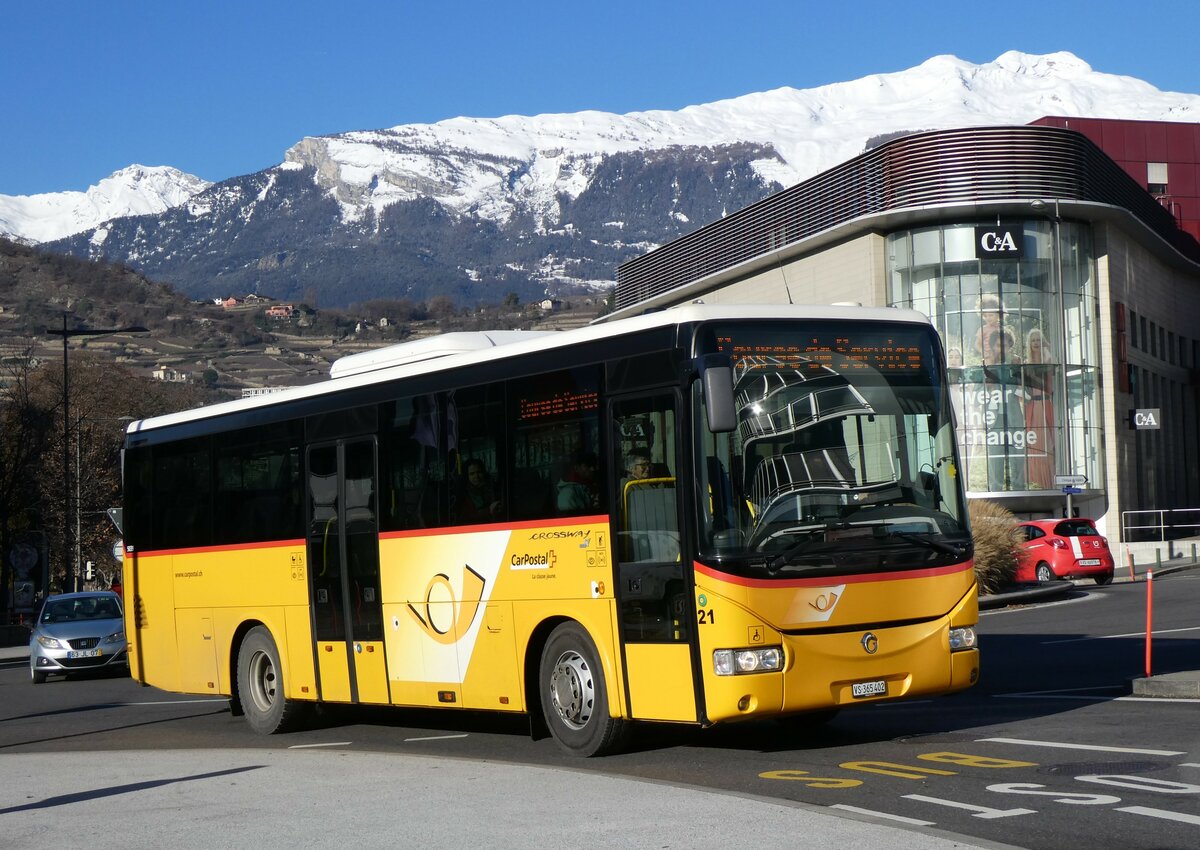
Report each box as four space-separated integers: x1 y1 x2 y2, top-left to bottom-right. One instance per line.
994 689 1200 704
1117 806 1200 825
1043 626 1200 645
977 737 1184 756
831 804 934 825
980 594 1096 615
1116 696 1200 704
288 741 352 749
403 733 469 742
902 794 1035 819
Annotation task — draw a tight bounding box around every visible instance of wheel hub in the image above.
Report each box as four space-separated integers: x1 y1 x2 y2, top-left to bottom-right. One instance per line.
248 649 277 712
549 650 594 729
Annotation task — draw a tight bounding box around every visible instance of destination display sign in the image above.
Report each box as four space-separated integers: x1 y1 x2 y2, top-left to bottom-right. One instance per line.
713 331 929 374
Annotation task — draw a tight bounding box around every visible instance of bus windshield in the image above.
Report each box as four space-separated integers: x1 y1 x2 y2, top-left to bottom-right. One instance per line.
693 320 971 577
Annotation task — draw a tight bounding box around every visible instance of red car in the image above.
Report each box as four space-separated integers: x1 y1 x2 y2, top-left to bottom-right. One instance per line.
1015 518 1115 585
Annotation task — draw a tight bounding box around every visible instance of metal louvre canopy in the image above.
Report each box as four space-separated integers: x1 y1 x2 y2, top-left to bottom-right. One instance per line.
616 125 1198 309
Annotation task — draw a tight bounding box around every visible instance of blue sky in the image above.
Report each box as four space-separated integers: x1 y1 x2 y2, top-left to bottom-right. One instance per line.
6 0 1199 196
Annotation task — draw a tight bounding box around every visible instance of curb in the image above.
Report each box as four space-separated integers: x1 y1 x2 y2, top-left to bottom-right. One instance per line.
978 581 1075 610
1131 672 1200 699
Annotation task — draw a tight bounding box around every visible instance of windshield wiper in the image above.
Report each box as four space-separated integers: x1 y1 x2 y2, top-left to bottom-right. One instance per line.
765 524 844 574
890 530 968 558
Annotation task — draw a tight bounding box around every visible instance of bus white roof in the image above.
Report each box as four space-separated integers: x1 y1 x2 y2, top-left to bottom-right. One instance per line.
126 303 932 435
329 330 559 378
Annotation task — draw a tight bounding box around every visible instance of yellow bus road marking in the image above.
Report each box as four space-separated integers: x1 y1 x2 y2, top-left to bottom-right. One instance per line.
289 739 352 749
830 804 934 826
762 752 1035 787
404 733 469 742
1116 806 1200 826
977 737 1185 757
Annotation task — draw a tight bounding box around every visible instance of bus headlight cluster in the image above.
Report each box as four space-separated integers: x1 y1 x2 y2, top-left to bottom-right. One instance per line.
948 626 977 651
713 647 783 675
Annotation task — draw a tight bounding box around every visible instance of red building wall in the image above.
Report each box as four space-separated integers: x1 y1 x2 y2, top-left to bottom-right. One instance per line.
1031 117 1200 244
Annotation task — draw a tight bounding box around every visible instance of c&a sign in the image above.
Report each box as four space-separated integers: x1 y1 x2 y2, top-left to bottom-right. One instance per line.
975 225 1024 259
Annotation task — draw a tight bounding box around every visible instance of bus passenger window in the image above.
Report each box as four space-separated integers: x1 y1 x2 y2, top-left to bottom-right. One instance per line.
510 365 604 521
555 450 599 513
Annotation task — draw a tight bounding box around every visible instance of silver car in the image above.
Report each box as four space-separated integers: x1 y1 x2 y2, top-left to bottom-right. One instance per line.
30 591 128 684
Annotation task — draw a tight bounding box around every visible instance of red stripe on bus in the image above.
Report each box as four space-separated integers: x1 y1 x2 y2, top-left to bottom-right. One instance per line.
693 560 973 588
380 515 610 539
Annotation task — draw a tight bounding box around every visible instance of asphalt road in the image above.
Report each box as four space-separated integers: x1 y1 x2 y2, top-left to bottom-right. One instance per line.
2 574 1198 849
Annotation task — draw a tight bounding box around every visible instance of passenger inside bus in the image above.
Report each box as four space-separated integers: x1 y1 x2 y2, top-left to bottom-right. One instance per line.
556 450 599 512
455 458 503 523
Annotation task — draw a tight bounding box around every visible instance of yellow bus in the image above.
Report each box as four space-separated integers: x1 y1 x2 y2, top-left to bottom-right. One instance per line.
122 304 978 756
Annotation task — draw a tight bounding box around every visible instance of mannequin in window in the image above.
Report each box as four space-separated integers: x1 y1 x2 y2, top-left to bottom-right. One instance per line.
1024 328 1056 488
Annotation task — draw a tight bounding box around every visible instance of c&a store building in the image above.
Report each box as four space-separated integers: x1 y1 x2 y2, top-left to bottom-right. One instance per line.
611 119 1200 546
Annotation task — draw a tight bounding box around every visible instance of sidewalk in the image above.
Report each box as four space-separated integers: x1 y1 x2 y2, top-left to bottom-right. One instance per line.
0 749 1015 850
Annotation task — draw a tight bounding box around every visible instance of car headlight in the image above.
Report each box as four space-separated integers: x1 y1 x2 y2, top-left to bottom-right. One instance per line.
949 626 977 651
36 634 65 649
102 630 126 646
713 646 783 675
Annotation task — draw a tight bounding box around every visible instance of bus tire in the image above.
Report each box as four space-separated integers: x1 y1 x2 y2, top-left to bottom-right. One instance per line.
538 622 626 757
236 626 305 734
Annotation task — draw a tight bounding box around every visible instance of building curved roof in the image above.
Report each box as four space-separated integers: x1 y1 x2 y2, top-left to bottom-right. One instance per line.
616 124 1200 313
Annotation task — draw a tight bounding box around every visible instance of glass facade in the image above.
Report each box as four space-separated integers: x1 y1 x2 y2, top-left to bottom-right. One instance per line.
887 221 1102 496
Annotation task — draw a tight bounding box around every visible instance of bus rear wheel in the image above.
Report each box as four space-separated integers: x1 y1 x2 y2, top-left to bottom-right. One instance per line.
538 622 626 757
237 626 305 734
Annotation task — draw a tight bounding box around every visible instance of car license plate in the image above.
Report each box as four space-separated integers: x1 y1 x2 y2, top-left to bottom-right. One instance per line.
68 649 101 659
851 679 887 698
1079 558 1101 566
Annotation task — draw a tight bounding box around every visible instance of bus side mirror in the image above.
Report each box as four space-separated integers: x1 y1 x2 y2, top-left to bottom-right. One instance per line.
698 355 736 433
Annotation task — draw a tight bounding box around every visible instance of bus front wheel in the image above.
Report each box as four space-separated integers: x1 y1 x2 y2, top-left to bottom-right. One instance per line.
538 622 626 757
237 626 305 734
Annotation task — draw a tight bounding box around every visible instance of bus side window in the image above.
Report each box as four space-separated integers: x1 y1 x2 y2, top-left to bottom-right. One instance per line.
509 365 604 521
381 395 450 530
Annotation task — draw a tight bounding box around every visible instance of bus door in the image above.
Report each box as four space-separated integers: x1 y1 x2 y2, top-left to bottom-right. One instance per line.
306 438 388 704
610 393 698 722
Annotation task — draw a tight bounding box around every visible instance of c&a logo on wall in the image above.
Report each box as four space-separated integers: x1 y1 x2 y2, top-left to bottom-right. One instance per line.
975 225 1024 259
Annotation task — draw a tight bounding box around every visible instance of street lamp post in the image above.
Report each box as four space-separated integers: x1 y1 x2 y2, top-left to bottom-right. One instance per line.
47 314 147 592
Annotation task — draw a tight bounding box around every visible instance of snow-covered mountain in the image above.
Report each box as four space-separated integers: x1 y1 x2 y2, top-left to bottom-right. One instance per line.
0 165 210 243
28 51 1200 307
283 51 1198 229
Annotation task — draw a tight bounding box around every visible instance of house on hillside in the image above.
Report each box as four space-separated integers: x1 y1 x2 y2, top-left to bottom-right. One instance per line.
152 365 191 383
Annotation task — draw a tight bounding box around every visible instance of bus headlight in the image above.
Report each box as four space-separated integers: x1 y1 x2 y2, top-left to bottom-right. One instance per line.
713 647 783 675
948 626 977 651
